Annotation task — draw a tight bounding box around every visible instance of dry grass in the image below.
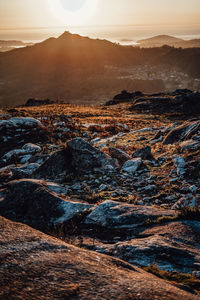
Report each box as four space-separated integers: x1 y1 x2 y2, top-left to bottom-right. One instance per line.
144 265 200 295
1 103 172 129
145 207 200 226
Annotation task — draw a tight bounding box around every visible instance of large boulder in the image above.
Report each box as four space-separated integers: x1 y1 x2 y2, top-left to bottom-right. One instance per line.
122 158 142 174
175 92 200 114
1 143 42 166
0 179 93 229
0 117 48 157
68 137 106 169
163 121 200 145
33 138 118 179
132 146 152 160
130 90 200 115
170 89 193 96
130 97 171 113
0 217 195 300
12 163 41 178
109 147 130 164
105 90 143 106
68 137 118 172
33 149 72 180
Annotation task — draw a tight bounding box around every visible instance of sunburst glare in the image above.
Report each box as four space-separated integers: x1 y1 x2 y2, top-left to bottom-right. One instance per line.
48 0 99 26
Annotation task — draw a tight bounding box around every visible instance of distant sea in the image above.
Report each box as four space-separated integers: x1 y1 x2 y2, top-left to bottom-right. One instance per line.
0 25 200 45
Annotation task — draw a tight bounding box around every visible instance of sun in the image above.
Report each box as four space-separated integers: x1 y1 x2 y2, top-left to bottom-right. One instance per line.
48 0 99 26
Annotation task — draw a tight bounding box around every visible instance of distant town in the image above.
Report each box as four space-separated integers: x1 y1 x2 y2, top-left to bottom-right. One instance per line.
114 65 200 92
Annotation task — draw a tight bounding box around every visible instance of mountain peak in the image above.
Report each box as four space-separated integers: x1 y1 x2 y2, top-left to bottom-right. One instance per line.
58 31 72 39
57 31 83 41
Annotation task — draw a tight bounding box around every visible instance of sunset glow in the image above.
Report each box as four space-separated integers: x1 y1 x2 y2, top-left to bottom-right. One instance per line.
0 0 200 41
47 0 99 26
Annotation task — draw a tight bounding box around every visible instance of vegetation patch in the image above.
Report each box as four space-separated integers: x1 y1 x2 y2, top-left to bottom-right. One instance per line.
144 265 200 295
145 207 200 226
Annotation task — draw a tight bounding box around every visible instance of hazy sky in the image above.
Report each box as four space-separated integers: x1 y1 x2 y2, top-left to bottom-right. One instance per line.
0 0 200 40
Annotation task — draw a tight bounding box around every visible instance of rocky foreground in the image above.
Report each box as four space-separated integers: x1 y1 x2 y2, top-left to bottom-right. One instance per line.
0 216 197 300
0 91 200 298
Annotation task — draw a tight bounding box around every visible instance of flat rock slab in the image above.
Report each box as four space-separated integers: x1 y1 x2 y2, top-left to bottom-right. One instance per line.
0 216 197 300
85 200 175 229
140 220 200 249
96 221 200 274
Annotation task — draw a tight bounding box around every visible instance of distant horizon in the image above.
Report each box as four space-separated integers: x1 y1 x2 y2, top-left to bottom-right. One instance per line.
1 25 200 45
1 0 200 43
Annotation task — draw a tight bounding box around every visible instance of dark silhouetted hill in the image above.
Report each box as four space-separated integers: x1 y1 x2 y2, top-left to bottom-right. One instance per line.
138 35 183 47
0 40 34 52
137 34 200 48
0 32 200 106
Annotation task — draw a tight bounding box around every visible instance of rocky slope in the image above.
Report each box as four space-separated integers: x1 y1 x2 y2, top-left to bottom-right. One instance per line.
0 91 200 298
1 216 198 300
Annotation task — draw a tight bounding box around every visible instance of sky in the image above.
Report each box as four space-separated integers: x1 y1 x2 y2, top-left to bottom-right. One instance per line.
0 0 200 41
